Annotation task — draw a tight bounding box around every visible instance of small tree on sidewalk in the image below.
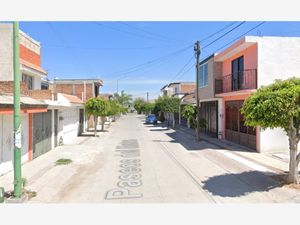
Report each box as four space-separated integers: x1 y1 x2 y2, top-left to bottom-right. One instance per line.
241 77 300 184
108 100 121 122
182 104 196 128
160 96 180 128
144 102 155 115
182 104 207 130
85 97 110 136
133 98 146 114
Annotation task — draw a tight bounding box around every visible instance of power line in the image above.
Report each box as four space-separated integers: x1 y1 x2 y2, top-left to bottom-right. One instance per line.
200 22 237 42
213 21 266 53
173 63 195 81
42 43 182 51
118 22 190 44
94 22 179 44
202 21 246 49
168 55 194 83
106 44 193 78
174 22 266 83
46 22 95 75
120 51 184 82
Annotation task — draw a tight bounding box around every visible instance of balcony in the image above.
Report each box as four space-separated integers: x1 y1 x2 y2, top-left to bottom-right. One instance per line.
215 69 257 94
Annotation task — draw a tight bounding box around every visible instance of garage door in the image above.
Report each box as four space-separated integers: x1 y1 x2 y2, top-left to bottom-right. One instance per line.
33 111 52 159
225 100 256 150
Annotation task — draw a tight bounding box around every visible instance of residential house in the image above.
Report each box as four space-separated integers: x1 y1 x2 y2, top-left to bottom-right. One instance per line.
214 36 300 152
51 78 103 129
0 23 86 175
51 78 103 101
161 82 196 98
180 54 223 138
161 82 196 125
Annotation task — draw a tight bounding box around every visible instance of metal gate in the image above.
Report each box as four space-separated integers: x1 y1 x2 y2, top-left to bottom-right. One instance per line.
79 109 84 135
54 109 58 147
33 110 52 159
200 101 218 137
225 100 256 150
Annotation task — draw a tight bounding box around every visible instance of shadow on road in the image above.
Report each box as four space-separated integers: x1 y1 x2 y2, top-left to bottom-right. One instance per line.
202 171 282 197
145 122 253 153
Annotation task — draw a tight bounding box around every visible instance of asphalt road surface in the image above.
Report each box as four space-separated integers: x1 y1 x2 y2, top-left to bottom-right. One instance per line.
27 114 300 203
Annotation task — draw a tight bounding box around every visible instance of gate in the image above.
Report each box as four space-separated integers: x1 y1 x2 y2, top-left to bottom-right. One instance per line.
200 101 218 137
79 109 84 135
33 110 52 159
225 100 256 150
54 109 58 147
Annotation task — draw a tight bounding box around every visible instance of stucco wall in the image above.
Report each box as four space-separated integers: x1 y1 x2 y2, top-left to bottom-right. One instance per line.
58 108 80 145
222 44 258 77
260 128 300 153
199 58 222 100
257 37 300 153
257 36 300 87
0 113 29 176
0 24 13 81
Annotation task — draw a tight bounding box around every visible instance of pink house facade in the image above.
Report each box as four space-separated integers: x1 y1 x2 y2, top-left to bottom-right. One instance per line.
214 36 300 152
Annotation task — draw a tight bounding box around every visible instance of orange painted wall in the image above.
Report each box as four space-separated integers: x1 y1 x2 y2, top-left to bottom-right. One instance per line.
19 44 41 67
222 44 258 76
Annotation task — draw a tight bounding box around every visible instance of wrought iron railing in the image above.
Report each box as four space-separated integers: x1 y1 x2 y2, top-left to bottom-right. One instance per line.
215 69 257 94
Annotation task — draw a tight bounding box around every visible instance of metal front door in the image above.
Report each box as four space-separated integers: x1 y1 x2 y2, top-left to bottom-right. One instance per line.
200 101 218 137
225 100 256 150
79 109 84 135
54 109 58 147
33 111 52 159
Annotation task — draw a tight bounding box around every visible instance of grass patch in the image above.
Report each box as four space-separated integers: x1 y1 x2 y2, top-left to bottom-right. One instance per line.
55 158 73 166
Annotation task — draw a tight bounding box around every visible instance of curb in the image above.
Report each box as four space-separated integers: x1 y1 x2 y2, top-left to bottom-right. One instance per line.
174 126 286 174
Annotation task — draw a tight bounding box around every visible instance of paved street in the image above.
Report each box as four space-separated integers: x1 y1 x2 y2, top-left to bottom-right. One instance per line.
1 113 300 203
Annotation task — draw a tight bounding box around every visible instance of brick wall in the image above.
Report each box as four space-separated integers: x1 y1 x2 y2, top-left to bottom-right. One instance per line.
54 83 95 102
19 44 41 67
181 84 196 93
27 90 52 100
0 81 28 95
0 81 52 100
55 84 73 95
85 84 94 100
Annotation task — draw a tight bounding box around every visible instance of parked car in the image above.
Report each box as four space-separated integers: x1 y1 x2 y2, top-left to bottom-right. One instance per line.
145 114 158 124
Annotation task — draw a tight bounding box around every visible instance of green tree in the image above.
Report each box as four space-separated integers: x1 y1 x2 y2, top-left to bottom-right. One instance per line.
153 96 165 122
144 103 155 115
113 90 133 109
133 98 146 114
108 100 121 122
182 104 207 129
182 104 197 128
160 96 180 128
241 77 300 184
85 97 110 136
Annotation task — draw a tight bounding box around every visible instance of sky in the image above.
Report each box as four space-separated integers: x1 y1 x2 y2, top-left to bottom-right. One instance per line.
19 21 300 100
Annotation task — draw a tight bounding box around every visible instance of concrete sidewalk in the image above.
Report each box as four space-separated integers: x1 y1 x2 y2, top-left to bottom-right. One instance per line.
175 125 289 174
0 123 113 203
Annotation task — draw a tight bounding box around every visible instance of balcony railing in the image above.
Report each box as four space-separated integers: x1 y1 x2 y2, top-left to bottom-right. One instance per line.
215 69 257 94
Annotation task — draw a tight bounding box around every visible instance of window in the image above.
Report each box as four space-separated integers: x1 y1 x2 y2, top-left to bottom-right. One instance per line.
22 74 33 90
174 87 179 94
199 63 208 87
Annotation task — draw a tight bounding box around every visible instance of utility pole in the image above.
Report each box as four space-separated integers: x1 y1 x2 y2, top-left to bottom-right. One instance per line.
194 41 201 142
13 21 22 198
146 92 149 103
